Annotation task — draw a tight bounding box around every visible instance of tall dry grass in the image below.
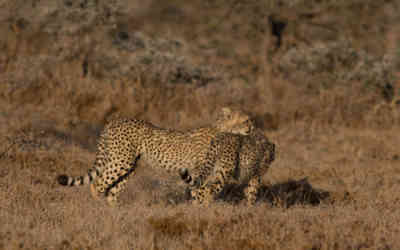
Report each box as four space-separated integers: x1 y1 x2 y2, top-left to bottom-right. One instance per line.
1 0 400 249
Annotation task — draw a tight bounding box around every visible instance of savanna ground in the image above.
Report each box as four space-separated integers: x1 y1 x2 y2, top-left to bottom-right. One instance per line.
1 0 400 249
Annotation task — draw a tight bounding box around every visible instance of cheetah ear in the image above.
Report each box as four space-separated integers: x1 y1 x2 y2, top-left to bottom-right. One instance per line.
220 107 233 117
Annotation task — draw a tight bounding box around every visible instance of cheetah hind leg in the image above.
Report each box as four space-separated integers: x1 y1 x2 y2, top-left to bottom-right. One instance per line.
89 142 111 201
104 163 137 207
106 178 130 207
90 163 133 206
90 183 102 200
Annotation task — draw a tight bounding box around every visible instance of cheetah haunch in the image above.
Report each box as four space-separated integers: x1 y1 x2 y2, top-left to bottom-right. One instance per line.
57 107 254 206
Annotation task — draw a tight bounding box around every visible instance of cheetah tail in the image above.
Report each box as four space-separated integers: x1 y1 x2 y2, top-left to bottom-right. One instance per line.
57 169 98 186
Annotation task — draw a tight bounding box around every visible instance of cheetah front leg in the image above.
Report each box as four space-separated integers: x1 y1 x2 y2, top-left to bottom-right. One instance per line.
180 166 218 205
243 158 272 205
190 134 240 205
191 180 221 205
191 162 236 205
244 175 261 205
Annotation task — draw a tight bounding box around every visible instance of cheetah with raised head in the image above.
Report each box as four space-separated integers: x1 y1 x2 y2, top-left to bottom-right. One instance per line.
180 129 275 205
57 107 254 206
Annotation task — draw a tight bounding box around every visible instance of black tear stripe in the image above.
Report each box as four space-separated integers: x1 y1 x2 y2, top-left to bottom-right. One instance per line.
70 179 75 186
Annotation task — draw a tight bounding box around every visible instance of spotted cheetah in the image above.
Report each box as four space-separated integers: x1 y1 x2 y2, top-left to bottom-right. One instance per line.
180 129 275 205
57 107 254 206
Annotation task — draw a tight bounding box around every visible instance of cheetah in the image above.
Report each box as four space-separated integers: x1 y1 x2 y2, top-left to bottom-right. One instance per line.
57 107 254 206
179 129 275 205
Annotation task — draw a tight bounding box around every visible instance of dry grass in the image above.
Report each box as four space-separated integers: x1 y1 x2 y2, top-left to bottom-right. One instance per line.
1 0 400 249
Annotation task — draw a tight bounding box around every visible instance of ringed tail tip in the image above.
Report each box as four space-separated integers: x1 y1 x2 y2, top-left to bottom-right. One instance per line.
57 175 69 186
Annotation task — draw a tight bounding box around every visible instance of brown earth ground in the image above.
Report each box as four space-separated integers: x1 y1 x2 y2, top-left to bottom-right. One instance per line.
1 0 400 249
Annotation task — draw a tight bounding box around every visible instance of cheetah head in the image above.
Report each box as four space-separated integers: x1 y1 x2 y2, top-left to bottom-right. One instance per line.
214 107 254 135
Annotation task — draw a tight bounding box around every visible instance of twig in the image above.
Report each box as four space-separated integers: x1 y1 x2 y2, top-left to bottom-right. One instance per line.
0 140 16 160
